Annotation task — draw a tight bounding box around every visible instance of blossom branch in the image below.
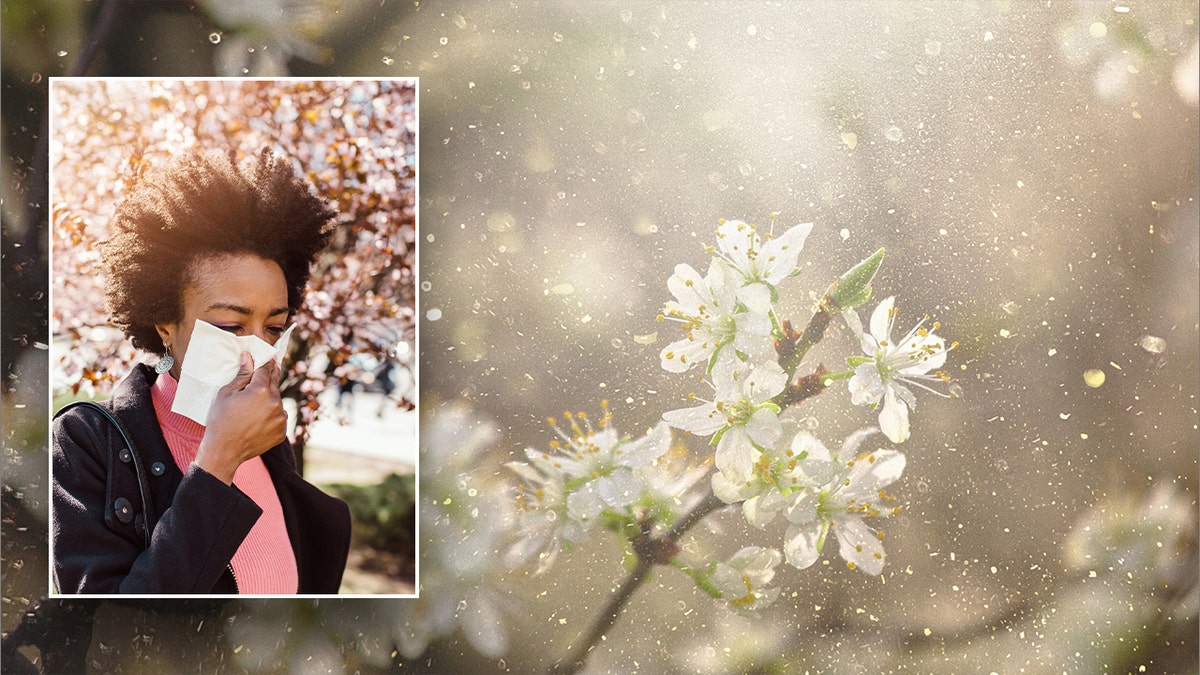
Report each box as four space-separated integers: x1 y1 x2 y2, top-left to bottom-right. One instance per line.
552 487 727 674
778 245 885 380
776 364 829 409
780 302 834 378
770 302 836 410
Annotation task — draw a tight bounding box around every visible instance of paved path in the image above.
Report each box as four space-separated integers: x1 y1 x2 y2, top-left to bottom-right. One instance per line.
294 390 417 485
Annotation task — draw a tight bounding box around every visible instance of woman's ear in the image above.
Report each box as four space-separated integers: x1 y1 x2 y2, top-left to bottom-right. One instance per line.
155 323 177 352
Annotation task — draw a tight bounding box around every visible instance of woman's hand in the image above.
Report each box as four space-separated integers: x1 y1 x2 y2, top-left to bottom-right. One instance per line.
195 352 288 484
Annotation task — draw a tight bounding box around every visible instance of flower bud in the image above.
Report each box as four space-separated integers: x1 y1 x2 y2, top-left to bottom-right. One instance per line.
824 247 884 312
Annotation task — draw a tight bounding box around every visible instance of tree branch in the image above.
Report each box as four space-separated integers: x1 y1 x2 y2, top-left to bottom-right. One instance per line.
551 489 727 674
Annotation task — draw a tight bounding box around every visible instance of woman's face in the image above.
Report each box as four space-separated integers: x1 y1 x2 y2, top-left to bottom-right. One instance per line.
155 253 290 379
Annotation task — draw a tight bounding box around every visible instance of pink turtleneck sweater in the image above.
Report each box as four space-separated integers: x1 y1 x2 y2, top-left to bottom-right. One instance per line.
150 373 299 594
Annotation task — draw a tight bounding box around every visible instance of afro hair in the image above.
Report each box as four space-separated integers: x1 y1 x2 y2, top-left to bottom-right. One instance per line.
100 148 337 354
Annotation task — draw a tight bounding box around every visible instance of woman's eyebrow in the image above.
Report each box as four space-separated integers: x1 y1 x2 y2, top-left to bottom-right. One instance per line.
205 302 290 317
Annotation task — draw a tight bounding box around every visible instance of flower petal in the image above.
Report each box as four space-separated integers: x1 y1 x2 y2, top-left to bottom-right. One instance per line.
666 263 707 311
662 402 726 436
744 407 783 448
869 296 896 344
458 591 509 658
843 449 906 500
760 222 812 284
784 488 820 525
843 307 877 355
791 431 831 462
715 427 759 485
596 472 639 509
659 336 708 373
726 545 783 584
737 281 774 316
711 546 783 614
617 421 671 467
849 363 884 406
898 333 947 373
710 351 743 401
790 432 840 485
566 483 603 522
732 311 775 360
715 219 755 270
505 460 545 485
784 521 823 570
712 470 757 504
704 259 739 308
878 386 910 443
837 427 880 464
746 359 789 402
834 518 886 575
743 488 787 529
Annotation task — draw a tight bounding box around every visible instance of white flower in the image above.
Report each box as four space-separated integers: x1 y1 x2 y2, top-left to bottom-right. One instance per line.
843 296 955 443
506 408 676 572
399 401 513 658
659 260 774 373
505 443 581 572
711 218 813 315
632 452 712 525
709 546 783 614
561 421 673 523
712 423 839 523
783 429 905 575
662 357 787 487
1064 482 1197 589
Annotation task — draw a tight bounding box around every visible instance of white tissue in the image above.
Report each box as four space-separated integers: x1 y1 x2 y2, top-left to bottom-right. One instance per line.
170 319 295 425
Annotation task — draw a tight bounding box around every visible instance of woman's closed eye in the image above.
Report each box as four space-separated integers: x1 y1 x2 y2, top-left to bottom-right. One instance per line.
212 324 288 341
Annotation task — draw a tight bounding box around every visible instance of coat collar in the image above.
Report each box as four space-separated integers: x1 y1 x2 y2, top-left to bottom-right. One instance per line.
109 363 297 477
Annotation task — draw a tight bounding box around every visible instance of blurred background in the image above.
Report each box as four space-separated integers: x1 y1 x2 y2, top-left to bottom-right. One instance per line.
3 1 1197 673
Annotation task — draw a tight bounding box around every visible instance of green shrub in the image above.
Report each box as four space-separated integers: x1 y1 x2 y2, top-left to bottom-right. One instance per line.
327 473 416 554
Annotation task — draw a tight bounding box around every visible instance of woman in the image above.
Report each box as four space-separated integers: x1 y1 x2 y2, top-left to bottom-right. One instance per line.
52 148 351 594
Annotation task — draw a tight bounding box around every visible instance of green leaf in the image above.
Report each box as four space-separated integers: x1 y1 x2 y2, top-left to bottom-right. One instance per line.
825 247 884 311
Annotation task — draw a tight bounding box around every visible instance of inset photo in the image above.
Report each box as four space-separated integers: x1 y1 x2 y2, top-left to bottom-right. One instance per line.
48 78 417 597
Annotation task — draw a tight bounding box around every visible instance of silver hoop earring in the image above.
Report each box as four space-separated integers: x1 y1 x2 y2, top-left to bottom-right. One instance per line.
154 354 175 374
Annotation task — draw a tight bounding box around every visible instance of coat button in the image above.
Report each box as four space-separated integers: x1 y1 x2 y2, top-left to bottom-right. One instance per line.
114 497 133 524
118 448 132 463
150 462 165 476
